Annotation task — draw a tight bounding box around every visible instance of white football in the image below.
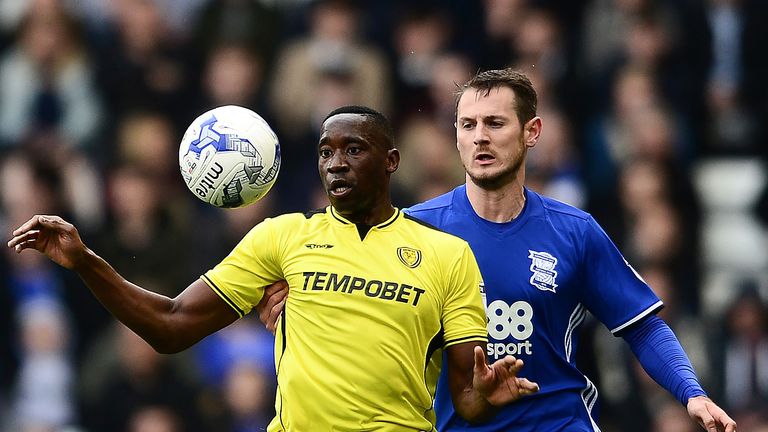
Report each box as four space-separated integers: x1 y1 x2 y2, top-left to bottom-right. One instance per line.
179 105 280 208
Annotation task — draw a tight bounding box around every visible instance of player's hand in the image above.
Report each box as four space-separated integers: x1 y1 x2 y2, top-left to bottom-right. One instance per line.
473 346 539 405
7 215 88 270
687 395 736 432
256 280 288 334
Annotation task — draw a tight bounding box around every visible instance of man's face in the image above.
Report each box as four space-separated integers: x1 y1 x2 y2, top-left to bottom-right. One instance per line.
318 114 395 218
456 87 531 189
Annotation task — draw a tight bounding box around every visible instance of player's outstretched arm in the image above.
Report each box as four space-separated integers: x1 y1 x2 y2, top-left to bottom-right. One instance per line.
446 342 539 423
687 396 737 432
7 215 239 353
621 315 736 432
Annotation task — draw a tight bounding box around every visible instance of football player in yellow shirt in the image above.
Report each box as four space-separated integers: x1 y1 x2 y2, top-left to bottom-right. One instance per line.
8 105 538 431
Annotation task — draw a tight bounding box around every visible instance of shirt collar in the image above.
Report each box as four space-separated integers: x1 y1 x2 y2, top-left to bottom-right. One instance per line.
328 206 401 229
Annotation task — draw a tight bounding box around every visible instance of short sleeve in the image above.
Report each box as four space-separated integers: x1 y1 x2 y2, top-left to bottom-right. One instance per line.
580 216 663 334
441 242 488 347
203 217 285 317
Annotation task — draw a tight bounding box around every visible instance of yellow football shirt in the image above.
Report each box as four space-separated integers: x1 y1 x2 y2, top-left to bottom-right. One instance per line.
202 206 487 431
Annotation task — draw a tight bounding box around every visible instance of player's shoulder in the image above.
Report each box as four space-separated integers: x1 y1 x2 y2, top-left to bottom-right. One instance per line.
403 187 461 228
400 211 449 236
531 190 592 224
406 189 456 214
399 209 471 253
270 210 315 222
254 208 326 230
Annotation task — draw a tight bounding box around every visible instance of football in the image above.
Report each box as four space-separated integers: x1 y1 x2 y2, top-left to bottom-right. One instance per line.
179 105 281 208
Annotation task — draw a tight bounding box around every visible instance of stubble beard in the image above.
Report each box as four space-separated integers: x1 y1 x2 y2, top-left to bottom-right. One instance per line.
464 150 525 191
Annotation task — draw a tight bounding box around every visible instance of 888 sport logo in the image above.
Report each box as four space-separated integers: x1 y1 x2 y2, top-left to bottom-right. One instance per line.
486 300 534 359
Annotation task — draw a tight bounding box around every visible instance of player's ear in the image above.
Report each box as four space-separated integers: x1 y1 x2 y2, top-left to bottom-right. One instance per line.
454 122 460 152
524 116 542 148
386 148 399 174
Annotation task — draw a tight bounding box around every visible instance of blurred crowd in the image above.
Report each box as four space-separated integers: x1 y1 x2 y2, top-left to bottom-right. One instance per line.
0 0 766 431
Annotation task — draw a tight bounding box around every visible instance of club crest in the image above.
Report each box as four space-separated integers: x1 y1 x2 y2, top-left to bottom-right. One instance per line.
528 250 558 293
397 247 422 268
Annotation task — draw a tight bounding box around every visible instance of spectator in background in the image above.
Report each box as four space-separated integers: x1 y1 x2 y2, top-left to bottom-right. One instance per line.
583 1 709 177
73 0 208 40
525 107 585 208
0 151 82 431
583 0 707 116
511 7 574 111
269 0 390 140
199 41 269 114
393 115 466 205
391 51 475 205
584 65 694 232
0 150 107 371
90 0 195 131
10 299 76 432
427 52 475 125
191 0 281 74
477 0 528 67
393 5 452 88
585 66 656 204
221 361 275 432
715 286 768 420
95 164 191 298
80 323 209 432
705 0 749 152
703 0 768 155
0 155 72 309
128 405 184 432
626 200 681 266
114 111 186 205
390 5 453 119
0 0 106 226
192 316 275 389
190 0 281 151
0 0 102 149
157 330 278 432
581 0 677 79
617 157 701 310
0 135 105 232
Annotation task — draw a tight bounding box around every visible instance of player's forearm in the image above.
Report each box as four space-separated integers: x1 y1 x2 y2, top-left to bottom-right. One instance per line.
72 248 184 353
622 314 706 405
454 389 498 423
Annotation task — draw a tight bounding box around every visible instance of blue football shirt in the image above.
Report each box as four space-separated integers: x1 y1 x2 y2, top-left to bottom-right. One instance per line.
405 186 662 431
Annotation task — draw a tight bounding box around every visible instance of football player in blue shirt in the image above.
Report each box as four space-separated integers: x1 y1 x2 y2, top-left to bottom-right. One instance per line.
405 68 736 432
257 68 736 431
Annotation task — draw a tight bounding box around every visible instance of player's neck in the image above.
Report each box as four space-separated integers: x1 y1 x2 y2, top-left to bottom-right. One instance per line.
334 202 396 226
465 176 526 223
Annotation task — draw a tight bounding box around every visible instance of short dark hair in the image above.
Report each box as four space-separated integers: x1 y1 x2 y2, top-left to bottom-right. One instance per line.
455 68 538 125
323 105 395 149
